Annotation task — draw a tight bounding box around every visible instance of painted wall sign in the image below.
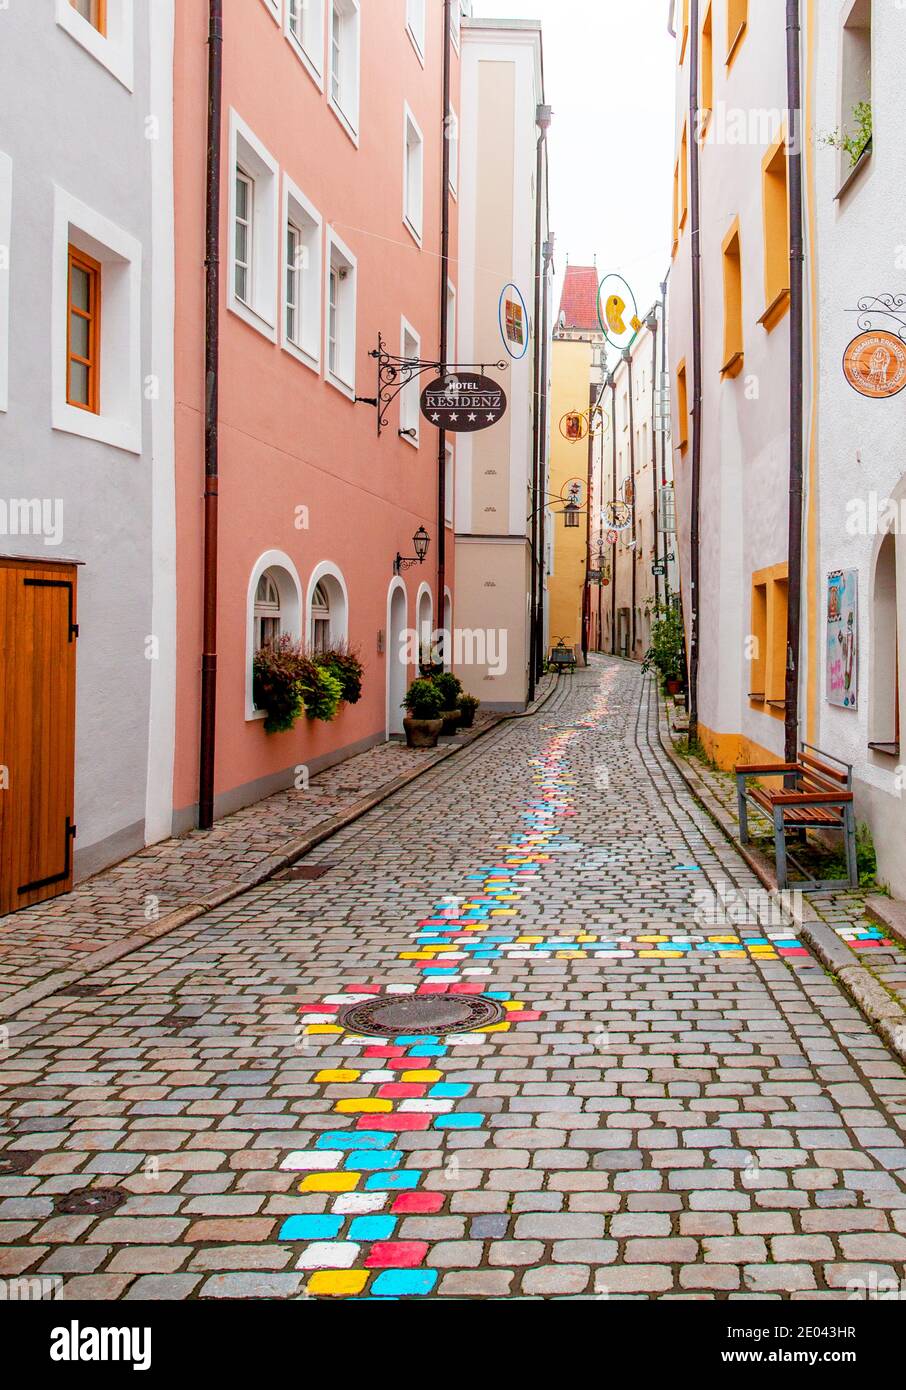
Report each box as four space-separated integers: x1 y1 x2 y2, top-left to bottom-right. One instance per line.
843 331 906 399
498 284 529 360
420 373 507 432
597 272 642 352
826 569 858 709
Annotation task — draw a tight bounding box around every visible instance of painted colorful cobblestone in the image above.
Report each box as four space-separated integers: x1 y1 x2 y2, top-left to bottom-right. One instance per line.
284 682 812 1296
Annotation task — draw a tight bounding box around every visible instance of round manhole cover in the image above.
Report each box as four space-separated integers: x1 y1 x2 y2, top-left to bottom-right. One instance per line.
0 1150 44 1176
337 993 505 1038
55 1187 127 1216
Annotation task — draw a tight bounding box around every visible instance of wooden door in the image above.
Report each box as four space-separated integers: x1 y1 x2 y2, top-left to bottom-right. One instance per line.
0 558 78 916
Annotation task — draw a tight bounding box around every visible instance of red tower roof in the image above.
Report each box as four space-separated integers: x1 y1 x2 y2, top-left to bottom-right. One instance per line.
557 265 600 333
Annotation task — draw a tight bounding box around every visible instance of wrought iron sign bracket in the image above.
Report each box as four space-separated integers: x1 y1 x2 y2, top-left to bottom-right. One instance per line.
356 332 508 436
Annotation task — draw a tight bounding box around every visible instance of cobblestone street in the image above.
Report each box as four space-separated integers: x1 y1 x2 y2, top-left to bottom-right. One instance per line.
2 658 905 1301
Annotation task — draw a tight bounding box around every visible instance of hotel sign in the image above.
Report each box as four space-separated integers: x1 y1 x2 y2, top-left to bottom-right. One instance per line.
420 373 507 432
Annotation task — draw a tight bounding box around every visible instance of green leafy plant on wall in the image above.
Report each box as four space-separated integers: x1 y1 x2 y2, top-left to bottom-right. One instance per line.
820 100 872 169
642 601 685 688
252 637 359 733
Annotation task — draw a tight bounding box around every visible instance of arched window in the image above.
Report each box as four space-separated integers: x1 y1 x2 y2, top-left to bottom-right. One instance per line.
870 533 899 753
311 581 331 652
254 571 282 650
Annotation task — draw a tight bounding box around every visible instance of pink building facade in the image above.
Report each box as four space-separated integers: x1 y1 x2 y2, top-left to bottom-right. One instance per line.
173 0 463 829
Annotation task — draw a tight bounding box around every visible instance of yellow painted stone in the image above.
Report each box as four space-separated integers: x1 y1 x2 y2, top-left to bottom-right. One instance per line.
315 1069 361 1083
577 934 596 943
307 1270 370 1297
304 1024 343 1035
299 1172 360 1192
502 1000 525 1012
400 952 433 960
334 1098 392 1114
477 1021 511 1032
491 909 517 916
639 950 665 958
556 950 586 959
709 936 739 944
401 1069 441 1082
518 936 543 944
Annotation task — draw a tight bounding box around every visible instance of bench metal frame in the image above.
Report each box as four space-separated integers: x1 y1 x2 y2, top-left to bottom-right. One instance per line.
735 743 858 892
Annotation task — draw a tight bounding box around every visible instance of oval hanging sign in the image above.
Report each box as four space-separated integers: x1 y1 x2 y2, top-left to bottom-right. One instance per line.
597 272 642 353
420 373 507 432
499 283 529 360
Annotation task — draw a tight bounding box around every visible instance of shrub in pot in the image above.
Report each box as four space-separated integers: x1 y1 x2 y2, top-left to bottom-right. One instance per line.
402 678 444 748
317 643 364 705
642 601 686 696
433 672 464 733
253 636 308 733
458 693 480 728
300 660 344 722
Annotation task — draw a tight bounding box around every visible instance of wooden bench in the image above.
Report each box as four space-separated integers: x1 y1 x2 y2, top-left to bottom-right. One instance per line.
549 645 577 673
734 744 858 891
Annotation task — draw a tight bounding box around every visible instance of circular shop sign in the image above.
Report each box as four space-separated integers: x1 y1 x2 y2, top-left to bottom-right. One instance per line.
843 331 906 399
597 272 642 352
421 373 507 432
499 283 529 360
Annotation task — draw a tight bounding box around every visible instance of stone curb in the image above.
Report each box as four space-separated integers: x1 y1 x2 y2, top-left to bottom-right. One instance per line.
654 687 906 1068
0 676 560 1025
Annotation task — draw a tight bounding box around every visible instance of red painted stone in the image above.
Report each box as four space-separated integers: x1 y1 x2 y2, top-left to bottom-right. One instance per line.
377 1083 427 1099
391 1192 445 1214
364 1241 430 1268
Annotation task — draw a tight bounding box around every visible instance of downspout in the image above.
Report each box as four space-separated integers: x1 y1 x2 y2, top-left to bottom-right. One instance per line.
609 372 617 655
646 308 660 614
688 0 703 745
535 234 553 680
784 0 805 762
582 380 595 665
624 348 637 656
199 0 222 831
659 273 671 606
529 106 551 700
437 0 452 660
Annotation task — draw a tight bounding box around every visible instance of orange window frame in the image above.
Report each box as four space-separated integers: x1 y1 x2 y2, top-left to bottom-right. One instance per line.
70 0 108 36
67 245 102 415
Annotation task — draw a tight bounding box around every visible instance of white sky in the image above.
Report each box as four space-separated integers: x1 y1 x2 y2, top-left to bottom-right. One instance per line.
470 0 677 317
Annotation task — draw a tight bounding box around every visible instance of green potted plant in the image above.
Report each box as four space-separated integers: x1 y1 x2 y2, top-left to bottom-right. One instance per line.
252 635 308 734
317 643 364 705
458 693 480 729
433 671 464 734
402 678 444 748
642 602 686 696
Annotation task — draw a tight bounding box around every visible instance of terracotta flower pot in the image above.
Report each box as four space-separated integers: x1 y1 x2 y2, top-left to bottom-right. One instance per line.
666 677 682 695
440 709 462 735
458 704 477 729
403 716 444 749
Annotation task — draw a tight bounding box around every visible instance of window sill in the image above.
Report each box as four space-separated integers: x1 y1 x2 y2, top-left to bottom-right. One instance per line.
286 31 325 91
835 145 872 203
720 351 744 379
403 216 423 249
325 369 356 402
260 0 281 23
52 401 142 456
698 108 713 142
283 337 320 374
247 708 267 724
328 96 360 149
406 25 426 66
725 21 747 70
400 429 420 450
229 294 278 344
758 288 790 333
868 741 900 758
55 0 134 92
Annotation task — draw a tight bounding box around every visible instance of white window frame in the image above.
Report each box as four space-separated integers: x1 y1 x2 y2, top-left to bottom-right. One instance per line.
328 0 361 145
282 176 322 372
445 442 454 527
446 279 457 365
228 111 279 342
260 0 282 23
324 227 357 398
0 153 10 415
400 317 421 449
403 104 425 246
55 0 134 92
447 105 459 197
246 551 303 720
406 0 426 61
285 0 324 88
451 0 462 51
51 185 142 454
306 561 350 649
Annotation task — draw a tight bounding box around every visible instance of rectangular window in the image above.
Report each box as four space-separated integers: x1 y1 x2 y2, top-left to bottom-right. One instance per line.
286 0 324 82
406 0 426 57
400 319 421 446
229 113 279 340
701 4 714 127
67 245 101 414
445 442 454 527
234 169 253 306
838 0 872 188
404 105 424 243
679 123 688 230
750 579 767 698
70 0 106 33
328 0 361 139
448 106 459 195
760 132 790 330
283 177 322 369
727 0 747 65
721 219 744 377
675 359 688 454
750 565 788 707
325 228 357 395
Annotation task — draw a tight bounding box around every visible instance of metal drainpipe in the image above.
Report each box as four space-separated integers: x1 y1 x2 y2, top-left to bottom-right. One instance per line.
437 0 452 663
582 381 595 665
609 373 617 655
535 235 553 680
199 0 223 832
688 0 703 746
784 0 805 763
646 309 660 615
528 111 549 703
624 348 637 657
659 273 671 607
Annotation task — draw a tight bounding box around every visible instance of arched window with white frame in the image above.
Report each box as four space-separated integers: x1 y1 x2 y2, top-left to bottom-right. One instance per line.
306 562 349 653
246 552 304 720
254 571 282 650
311 582 332 652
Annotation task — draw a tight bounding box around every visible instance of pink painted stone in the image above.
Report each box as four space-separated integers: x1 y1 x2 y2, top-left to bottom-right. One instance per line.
364 1241 430 1269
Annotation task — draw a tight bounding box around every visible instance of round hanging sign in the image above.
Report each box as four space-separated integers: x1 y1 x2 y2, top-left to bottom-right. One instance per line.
499 283 529 360
597 272 642 352
843 331 906 399
421 373 507 432
559 410 589 442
